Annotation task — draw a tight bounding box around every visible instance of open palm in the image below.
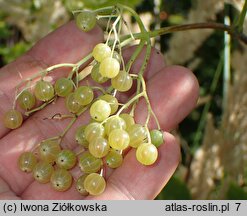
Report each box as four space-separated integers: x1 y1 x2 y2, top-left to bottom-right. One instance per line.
0 22 199 200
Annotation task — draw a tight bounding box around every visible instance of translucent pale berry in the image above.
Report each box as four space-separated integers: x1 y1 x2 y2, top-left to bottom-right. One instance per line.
99 94 118 114
106 150 123 169
136 143 158 165
128 124 147 148
75 125 89 148
79 151 102 173
17 90 36 110
99 57 120 78
89 137 110 158
90 100 111 122
108 129 130 150
76 175 89 195
34 80 54 101
50 169 72 191
150 129 164 147
92 43 111 62
74 86 94 106
76 11 96 32
111 70 133 92
65 0 82 11
91 63 108 84
18 152 37 173
39 140 61 163
84 173 106 196
33 161 54 183
84 122 105 142
54 78 73 97
56 150 77 170
3 109 23 129
119 113 135 129
65 93 83 114
105 116 126 136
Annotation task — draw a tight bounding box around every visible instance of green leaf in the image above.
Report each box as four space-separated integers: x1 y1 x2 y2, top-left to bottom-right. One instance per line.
0 41 31 64
65 0 143 11
0 21 11 38
156 176 191 200
168 15 184 25
226 183 247 200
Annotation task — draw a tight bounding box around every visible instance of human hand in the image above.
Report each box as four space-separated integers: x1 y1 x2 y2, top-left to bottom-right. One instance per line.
0 22 199 200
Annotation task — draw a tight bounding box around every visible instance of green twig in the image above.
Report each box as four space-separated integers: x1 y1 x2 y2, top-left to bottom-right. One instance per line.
119 22 247 44
16 63 76 90
25 98 56 116
126 40 145 73
233 0 247 33
59 105 90 139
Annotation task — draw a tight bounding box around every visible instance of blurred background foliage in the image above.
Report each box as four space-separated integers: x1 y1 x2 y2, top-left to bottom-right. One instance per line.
1 0 247 199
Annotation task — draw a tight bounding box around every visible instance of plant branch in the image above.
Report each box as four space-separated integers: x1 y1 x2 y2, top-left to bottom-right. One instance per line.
119 22 247 44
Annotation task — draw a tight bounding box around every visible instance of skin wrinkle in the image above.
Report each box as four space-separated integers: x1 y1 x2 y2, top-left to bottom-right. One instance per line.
0 191 21 200
0 55 46 94
104 177 136 200
107 162 148 200
0 177 21 200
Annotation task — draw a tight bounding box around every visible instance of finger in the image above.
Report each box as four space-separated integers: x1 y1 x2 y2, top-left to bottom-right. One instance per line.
0 64 198 198
89 132 180 200
0 177 20 199
20 181 83 200
0 21 103 137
